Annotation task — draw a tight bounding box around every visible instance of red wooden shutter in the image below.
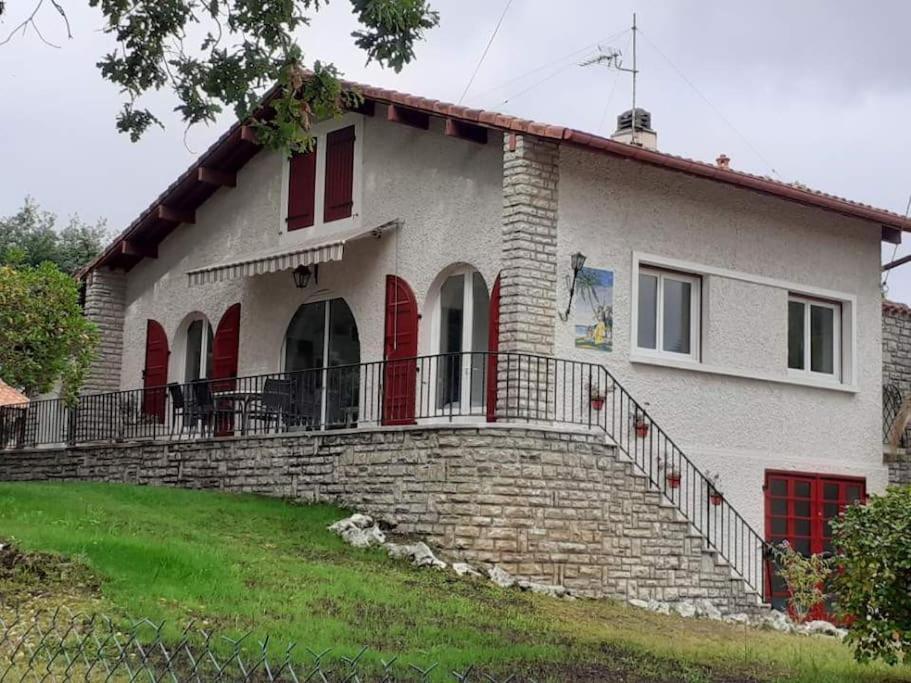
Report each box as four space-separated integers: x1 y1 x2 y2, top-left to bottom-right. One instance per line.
486 275 501 422
212 303 241 435
383 275 418 425
324 126 355 222
287 146 317 230
142 319 169 422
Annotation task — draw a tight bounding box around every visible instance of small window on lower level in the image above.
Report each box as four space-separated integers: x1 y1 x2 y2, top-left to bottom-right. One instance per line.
636 267 701 360
788 295 840 380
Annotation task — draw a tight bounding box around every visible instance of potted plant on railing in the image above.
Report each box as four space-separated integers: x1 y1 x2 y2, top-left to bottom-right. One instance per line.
665 464 682 489
705 471 724 506
589 385 606 411
633 408 649 438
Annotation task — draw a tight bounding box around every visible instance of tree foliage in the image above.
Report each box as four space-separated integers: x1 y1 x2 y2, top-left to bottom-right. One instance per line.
0 197 110 275
770 540 834 624
0 263 98 401
831 486 911 665
0 0 438 151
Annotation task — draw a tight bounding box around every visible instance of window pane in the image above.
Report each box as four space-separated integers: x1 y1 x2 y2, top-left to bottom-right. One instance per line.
185 320 203 381
810 305 835 374
788 301 805 370
662 278 692 354
438 275 464 408
637 274 658 349
204 324 214 378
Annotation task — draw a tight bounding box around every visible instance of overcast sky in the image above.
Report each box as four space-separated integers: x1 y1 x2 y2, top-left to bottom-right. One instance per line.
2 1 909 299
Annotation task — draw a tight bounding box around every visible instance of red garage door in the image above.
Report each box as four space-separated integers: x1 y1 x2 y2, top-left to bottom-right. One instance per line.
764 470 865 620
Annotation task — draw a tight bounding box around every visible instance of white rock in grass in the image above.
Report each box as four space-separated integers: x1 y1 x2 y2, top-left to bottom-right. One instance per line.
328 513 374 534
386 542 446 569
694 598 723 621
452 562 481 577
628 599 649 610
724 613 750 625
798 620 846 639
760 610 794 633
646 600 670 615
342 525 386 549
487 565 516 588
672 601 696 618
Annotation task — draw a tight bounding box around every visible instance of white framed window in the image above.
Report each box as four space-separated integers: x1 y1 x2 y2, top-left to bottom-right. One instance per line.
636 266 701 361
788 294 841 381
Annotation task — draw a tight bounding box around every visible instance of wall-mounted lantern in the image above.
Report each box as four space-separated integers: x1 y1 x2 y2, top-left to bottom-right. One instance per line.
292 264 319 289
559 252 587 321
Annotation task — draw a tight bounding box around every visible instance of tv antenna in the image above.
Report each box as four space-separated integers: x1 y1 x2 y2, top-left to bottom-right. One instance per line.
581 13 639 142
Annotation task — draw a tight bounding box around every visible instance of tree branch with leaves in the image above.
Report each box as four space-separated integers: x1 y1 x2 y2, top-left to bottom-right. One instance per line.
0 0 438 150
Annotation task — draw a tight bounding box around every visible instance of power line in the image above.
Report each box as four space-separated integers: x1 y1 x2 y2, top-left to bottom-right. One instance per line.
468 29 630 104
497 61 578 106
638 28 782 179
457 0 514 105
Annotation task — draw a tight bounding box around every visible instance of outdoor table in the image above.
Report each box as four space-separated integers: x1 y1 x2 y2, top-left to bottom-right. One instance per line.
212 389 260 435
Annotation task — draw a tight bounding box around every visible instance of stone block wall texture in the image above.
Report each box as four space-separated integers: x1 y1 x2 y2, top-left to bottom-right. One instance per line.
500 135 559 418
500 134 559 358
883 301 911 395
0 426 760 614
884 451 911 485
82 268 127 394
882 301 911 484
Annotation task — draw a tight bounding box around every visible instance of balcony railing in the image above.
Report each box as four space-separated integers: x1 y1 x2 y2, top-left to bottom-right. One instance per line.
0 351 769 597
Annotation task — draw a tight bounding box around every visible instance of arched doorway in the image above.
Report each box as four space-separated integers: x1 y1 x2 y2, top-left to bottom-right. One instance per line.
284 298 360 427
430 266 490 415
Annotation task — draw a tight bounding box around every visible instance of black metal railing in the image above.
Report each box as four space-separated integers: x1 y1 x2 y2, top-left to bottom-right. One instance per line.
0 352 768 597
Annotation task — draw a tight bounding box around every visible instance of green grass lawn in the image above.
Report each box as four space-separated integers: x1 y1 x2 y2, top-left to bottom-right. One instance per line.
0 481 908 682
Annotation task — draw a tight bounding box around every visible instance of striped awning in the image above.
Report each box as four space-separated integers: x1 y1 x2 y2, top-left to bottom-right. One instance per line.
186 220 400 287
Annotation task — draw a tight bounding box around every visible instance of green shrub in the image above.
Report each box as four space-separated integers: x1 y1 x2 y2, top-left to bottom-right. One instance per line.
831 486 911 665
771 541 834 624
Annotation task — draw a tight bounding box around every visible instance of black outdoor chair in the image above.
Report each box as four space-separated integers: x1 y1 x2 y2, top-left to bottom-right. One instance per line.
167 383 186 437
168 380 227 437
246 378 293 434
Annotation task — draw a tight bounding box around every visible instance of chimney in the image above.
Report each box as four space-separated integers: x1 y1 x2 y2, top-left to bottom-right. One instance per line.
716 154 731 169
611 107 657 151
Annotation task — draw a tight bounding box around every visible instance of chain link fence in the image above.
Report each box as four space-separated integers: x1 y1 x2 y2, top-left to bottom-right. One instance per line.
0 608 520 682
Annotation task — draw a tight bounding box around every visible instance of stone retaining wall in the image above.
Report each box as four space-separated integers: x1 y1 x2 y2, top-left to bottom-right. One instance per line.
884 449 911 485
0 425 760 613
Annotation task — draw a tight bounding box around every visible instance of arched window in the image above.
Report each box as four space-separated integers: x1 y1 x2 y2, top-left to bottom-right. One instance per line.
284 298 360 427
429 266 490 412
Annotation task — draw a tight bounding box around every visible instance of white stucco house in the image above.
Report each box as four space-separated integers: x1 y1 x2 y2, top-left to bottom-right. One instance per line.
5 78 908 612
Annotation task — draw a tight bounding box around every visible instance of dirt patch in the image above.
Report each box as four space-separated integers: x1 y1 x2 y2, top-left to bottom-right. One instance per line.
0 540 100 606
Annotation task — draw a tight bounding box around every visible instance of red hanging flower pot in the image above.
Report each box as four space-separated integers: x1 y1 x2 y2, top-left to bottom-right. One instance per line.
709 492 724 506
634 420 649 438
590 397 605 411
666 471 681 489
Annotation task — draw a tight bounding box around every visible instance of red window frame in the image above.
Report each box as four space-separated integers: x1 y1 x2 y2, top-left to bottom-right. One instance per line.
764 470 865 619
